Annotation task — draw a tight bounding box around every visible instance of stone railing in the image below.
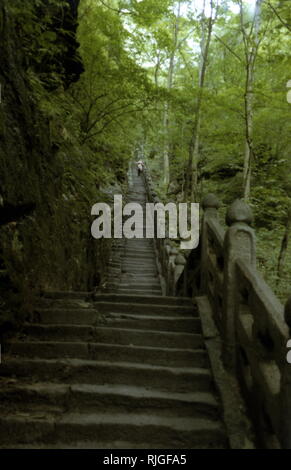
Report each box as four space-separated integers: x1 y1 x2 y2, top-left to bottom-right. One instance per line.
143 168 188 296
143 170 291 448
177 192 291 449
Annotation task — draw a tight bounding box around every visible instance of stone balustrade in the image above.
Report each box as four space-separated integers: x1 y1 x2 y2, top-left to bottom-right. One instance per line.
143 168 291 449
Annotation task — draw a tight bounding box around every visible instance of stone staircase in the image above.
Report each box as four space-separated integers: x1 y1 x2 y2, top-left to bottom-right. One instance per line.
0 170 228 449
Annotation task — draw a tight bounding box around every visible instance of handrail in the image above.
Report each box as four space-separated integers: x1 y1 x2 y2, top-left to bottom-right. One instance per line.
178 192 291 449
143 166 291 448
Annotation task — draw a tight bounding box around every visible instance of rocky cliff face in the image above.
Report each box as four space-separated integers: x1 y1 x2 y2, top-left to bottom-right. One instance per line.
0 1 108 336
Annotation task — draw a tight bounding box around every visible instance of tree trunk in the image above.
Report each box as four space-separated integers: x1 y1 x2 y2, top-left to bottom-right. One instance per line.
163 1 181 188
243 62 254 201
240 0 263 201
185 0 215 200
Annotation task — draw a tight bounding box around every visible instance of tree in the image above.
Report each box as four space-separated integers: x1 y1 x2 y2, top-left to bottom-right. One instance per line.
163 0 182 188
239 0 264 201
185 0 218 200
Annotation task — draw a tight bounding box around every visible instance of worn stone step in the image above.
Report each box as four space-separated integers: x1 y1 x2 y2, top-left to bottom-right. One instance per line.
121 267 157 274
123 247 155 253
122 251 156 258
18 324 100 342
95 301 195 316
8 341 209 367
82 326 204 349
118 282 162 290
121 264 157 271
0 383 218 419
42 291 92 300
120 274 159 280
36 298 94 309
117 289 162 296
125 241 154 246
103 313 201 333
0 411 226 448
123 273 158 278
117 287 162 293
124 248 155 254
1 440 227 449
33 304 194 324
123 265 157 270
121 254 156 260
22 324 200 347
33 308 98 325
122 259 157 266
1 358 213 392
108 261 121 268
20 324 99 341
119 259 156 266
93 293 193 307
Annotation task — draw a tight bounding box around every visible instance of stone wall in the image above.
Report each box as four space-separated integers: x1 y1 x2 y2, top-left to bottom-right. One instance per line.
0 1 109 337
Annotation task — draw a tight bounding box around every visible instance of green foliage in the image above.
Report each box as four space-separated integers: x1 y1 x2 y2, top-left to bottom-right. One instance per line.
118 0 291 300
0 0 154 314
1 0 290 311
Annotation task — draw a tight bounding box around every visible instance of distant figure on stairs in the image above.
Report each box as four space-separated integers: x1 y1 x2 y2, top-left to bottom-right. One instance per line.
136 160 145 177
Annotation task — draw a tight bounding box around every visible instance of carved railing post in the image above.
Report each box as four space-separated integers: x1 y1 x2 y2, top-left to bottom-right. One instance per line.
280 297 291 449
222 199 256 370
200 194 220 293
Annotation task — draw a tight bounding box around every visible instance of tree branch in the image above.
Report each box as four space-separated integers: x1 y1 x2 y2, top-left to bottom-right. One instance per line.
266 1 291 32
98 0 132 16
214 34 243 63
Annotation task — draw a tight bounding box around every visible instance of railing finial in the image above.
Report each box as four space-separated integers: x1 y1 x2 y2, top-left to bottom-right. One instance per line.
202 193 220 210
226 199 254 227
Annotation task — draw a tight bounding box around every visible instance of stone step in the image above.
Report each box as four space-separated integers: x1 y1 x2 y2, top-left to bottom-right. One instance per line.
8 341 209 367
121 267 157 274
18 324 99 342
1 358 213 392
125 240 154 244
125 246 155 251
36 298 94 309
40 293 192 307
123 251 156 257
119 259 156 266
33 308 98 325
0 411 226 448
102 313 201 333
117 289 162 296
33 304 194 325
121 254 156 260
95 301 195 316
122 248 155 254
121 270 158 275
0 383 218 419
120 274 159 280
119 250 155 257
118 282 162 290
77 326 204 349
42 291 92 300
20 321 196 345
122 259 157 266
1 440 227 449
121 255 156 262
